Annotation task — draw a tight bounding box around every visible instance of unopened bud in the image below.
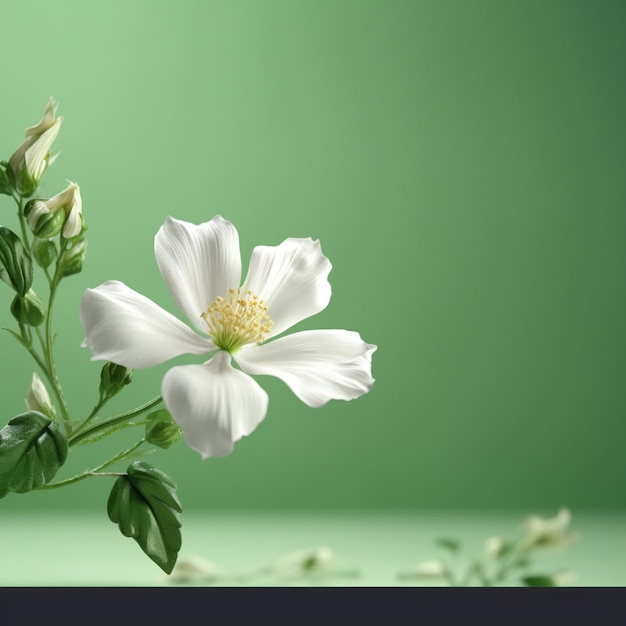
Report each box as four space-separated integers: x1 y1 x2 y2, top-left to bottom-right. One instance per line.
25 372 56 418
145 409 183 449
11 289 46 327
99 362 133 400
24 199 66 238
58 238 87 277
24 181 84 240
31 237 58 269
8 98 63 196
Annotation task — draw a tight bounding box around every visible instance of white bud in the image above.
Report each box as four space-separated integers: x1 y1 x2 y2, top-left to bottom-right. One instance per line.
25 182 84 239
46 181 83 238
25 373 56 418
8 98 63 195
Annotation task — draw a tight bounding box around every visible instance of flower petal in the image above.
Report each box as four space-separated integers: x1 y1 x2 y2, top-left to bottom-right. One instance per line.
235 329 376 407
80 280 215 368
242 238 332 338
162 351 269 459
24 117 63 180
155 215 241 332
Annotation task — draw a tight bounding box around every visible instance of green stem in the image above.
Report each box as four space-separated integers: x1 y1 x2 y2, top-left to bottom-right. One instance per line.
42 238 71 426
74 395 112 434
13 193 30 249
4 327 69 425
38 439 147 490
69 395 162 446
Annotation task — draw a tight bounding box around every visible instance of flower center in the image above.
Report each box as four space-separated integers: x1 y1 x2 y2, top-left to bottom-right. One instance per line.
201 288 273 354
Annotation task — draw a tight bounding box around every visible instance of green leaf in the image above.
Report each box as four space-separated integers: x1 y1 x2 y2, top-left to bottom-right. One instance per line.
522 575 556 587
107 461 182 574
0 226 33 296
436 538 461 552
0 411 69 498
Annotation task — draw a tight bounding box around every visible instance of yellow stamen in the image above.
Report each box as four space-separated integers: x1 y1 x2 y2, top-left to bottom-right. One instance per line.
201 288 273 354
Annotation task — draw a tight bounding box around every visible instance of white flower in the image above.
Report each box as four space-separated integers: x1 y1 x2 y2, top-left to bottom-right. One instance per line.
80 215 376 458
9 97 63 194
521 508 578 549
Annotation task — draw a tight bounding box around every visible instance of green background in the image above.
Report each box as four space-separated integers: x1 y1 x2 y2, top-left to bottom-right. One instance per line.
1 0 624 517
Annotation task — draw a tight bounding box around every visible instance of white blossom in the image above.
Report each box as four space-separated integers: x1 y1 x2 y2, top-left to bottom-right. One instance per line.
80 215 376 458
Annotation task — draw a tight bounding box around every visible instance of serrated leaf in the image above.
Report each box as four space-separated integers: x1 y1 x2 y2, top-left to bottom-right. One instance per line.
436 538 461 552
0 226 33 296
522 575 556 587
0 411 68 497
107 461 182 573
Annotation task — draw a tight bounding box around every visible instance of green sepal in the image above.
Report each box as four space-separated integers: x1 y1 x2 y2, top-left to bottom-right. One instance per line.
99 362 133 400
0 226 33 296
24 200 65 238
0 411 69 498
145 409 182 449
58 237 87 277
11 289 46 327
0 163 12 195
107 461 182 574
521 575 556 587
31 237 58 269
15 165 37 198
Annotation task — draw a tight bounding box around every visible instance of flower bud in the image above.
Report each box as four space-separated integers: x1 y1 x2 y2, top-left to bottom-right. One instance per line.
25 182 84 240
8 98 63 196
31 237 58 269
99 362 133 400
145 409 183 449
24 199 66 238
25 372 56 418
58 238 87 277
11 289 46 327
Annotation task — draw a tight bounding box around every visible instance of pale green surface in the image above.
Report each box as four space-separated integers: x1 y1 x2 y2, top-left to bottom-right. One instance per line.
1 511 624 586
